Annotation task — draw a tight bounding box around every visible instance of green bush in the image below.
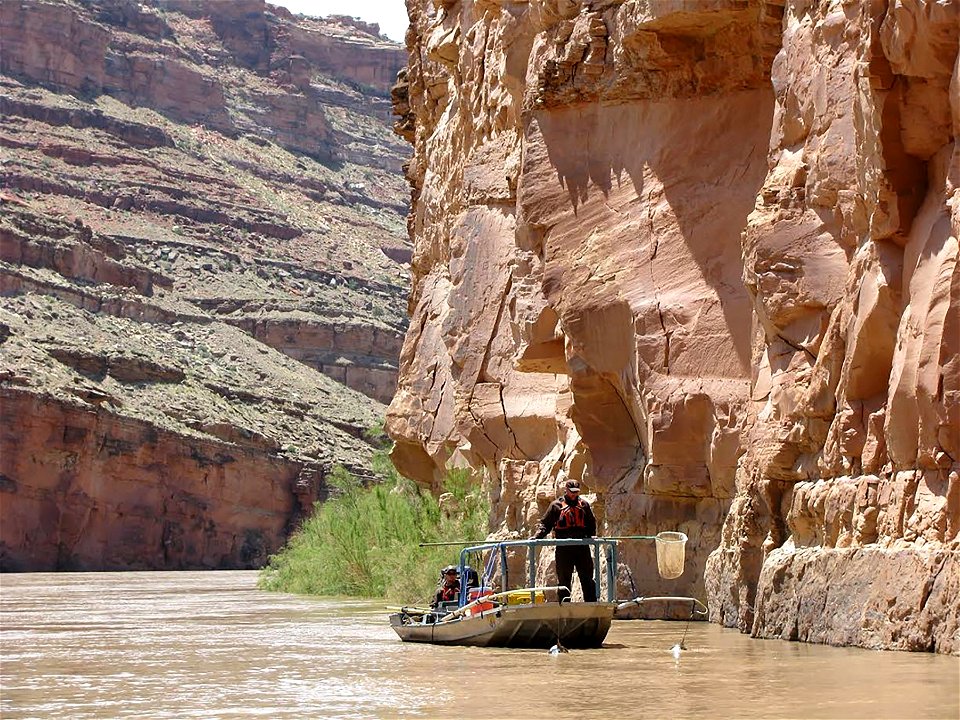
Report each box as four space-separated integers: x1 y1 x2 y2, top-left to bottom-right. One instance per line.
258 453 488 603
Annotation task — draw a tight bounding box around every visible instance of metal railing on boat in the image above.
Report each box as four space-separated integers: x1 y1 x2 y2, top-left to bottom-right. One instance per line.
458 538 621 605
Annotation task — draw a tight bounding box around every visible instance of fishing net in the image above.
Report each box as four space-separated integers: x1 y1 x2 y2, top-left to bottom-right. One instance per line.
655 532 687 579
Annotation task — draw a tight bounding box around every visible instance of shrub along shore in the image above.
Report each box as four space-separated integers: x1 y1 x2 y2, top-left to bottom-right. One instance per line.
258 450 488 604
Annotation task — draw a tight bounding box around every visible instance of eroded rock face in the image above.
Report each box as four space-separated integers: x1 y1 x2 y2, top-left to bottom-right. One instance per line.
0 388 324 571
387 0 959 652
0 1 410 570
705 0 959 655
0 0 407 160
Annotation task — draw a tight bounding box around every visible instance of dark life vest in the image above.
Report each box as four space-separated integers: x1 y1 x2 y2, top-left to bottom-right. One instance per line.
556 498 588 531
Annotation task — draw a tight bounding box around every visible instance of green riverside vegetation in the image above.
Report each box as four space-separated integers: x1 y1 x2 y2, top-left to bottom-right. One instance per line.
258 449 489 604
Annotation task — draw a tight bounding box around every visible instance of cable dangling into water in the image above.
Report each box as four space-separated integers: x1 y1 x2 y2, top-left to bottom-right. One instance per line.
549 597 567 655
671 599 698 658
621 562 639 598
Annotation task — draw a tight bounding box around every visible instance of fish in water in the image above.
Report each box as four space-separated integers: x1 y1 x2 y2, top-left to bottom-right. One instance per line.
549 643 569 655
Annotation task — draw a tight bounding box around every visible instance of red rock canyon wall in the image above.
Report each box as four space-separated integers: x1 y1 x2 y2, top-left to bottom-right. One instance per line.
386 0 959 652
1 0 409 570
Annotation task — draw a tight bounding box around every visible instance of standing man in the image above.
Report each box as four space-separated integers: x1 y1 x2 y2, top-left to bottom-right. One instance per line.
533 479 598 603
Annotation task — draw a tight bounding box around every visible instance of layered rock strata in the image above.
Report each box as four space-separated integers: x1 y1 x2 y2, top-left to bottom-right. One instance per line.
387 0 959 652
0 0 410 570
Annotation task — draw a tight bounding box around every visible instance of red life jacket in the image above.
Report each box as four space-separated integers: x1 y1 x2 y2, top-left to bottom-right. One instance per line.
556 498 588 531
439 581 459 602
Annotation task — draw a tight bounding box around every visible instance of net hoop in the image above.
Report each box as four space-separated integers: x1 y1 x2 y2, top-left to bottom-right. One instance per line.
655 531 687 579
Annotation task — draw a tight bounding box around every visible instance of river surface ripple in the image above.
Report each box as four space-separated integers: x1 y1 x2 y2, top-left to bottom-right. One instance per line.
1 571 957 719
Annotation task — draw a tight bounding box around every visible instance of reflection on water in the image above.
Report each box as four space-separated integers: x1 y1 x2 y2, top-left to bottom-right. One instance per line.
1 572 957 719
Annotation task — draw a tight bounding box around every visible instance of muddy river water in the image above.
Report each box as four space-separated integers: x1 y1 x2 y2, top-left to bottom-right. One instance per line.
1 571 957 719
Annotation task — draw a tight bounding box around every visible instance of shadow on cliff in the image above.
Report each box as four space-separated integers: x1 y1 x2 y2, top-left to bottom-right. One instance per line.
531 89 776 374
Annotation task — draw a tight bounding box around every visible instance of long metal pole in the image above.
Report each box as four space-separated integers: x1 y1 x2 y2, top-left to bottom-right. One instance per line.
419 535 659 547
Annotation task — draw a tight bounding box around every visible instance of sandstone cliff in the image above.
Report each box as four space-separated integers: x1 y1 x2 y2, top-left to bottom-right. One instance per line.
387 0 958 653
0 0 409 570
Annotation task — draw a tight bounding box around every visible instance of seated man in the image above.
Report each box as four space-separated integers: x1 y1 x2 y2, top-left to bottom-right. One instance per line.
432 565 460 607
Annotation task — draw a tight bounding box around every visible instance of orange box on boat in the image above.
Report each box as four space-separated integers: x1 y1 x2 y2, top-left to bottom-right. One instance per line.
466 587 496 614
